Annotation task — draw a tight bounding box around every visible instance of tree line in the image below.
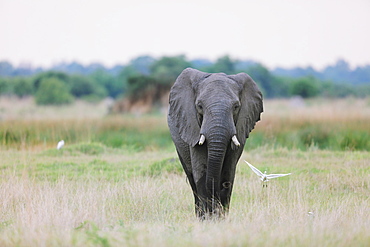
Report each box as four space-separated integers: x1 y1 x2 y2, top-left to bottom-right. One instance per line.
0 55 369 106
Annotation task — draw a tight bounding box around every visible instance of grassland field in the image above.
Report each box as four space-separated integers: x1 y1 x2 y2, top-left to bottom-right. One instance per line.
0 97 369 246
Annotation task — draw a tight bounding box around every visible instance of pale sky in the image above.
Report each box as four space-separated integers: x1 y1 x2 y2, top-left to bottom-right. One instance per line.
1 0 369 70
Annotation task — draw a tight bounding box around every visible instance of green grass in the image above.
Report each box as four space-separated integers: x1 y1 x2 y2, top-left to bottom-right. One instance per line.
1 115 369 151
0 98 369 246
0 147 369 246
0 116 174 151
1 143 181 182
1 98 369 151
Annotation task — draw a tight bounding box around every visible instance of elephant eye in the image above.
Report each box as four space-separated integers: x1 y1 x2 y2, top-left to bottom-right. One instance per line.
196 102 203 114
233 102 240 113
233 103 240 110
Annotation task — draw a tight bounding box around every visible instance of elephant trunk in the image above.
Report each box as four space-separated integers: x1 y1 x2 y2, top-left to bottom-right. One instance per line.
203 109 234 215
206 134 228 208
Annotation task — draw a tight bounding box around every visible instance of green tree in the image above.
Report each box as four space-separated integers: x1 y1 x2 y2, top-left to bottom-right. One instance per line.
69 75 106 98
208 55 236 74
289 77 320 98
0 78 13 95
13 77 34 97
32 71 71 90
35 77 73 105
150 55 191 84
90 69 123 98
270 76 290 98
246 64 275 98
118 65 142 94
129 55 155 75
126 75 158 98
355 84 370 97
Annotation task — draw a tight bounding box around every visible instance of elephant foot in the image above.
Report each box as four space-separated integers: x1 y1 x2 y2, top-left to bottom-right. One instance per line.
195 201 226 221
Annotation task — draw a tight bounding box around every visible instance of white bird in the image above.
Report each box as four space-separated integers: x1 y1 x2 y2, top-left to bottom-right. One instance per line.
57 140 65 150
245 160 291 187
307 211 314 217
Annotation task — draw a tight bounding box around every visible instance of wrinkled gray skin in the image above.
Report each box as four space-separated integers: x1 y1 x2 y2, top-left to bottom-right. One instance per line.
168 68 263 219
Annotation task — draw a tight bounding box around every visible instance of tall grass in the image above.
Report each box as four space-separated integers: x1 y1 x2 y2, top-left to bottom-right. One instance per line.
0 97 369 246
247 98 370 150
2 97 369 150
0 148 369 246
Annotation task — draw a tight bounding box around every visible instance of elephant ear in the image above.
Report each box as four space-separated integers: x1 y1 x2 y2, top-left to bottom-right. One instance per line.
168 68 210 147
229 73 263 145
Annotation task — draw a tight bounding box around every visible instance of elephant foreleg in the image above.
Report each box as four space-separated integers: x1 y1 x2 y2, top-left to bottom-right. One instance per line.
220 181 233 213
195 173 208 219
219 147 242 214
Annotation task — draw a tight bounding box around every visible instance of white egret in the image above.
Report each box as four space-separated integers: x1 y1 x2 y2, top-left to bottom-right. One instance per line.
244 160 291 187
57 140 65 150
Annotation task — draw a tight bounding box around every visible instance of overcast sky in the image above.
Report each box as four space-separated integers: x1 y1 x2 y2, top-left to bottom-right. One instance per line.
1 0 369 70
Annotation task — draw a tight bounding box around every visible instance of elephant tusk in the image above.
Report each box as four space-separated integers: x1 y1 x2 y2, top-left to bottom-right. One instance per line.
232 135 240 146
199 135 206 145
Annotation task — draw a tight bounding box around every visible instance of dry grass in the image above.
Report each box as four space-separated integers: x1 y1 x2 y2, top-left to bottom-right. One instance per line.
1 97 369 122
1 97 370 150
0 148 369 246
258 98 370 132
0 97 369 246
0 96 111 120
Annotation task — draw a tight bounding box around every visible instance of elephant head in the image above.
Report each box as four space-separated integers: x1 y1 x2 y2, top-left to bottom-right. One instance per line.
168 68 263 218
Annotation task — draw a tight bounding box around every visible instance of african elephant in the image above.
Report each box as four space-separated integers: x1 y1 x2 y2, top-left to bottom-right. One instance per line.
167 68 263 219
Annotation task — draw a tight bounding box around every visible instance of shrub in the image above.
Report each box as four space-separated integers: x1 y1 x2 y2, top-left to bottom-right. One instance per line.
35 77 73 105
13 77 34 97
126 75 158 98
0 78 12 95
89 69 123 98
290 77 320 98
33 71 71 90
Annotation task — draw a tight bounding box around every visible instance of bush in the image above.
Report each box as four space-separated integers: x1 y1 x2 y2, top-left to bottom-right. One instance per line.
290 77 320 98
0 78 12 95
70 75 106 98
208 55 236 74
126 75 158 98
33 71 71 90
13 77 34 97
150 55 191 84
355 84 370 97
35 77 73 105
89 69 123 98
